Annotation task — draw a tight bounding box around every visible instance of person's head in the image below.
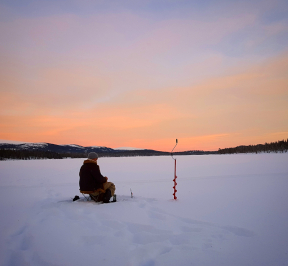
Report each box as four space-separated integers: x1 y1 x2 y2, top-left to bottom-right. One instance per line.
87 152 98 161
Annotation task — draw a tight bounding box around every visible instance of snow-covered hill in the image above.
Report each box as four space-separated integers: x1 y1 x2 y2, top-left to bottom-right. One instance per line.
0 141 169 158
114 147 146 150
0 141 216 158
0 141 114 153
0 153 287 266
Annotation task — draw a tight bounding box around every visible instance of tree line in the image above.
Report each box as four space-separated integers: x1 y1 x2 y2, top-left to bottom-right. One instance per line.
0 148 215 160
218 139 288 154
0 150 86 160
0 149 169 160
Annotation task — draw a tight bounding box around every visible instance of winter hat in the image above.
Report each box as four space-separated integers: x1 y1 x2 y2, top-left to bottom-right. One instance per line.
88 152 98 159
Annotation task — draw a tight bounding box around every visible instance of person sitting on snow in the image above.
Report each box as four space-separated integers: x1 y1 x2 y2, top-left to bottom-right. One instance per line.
79 152 115 203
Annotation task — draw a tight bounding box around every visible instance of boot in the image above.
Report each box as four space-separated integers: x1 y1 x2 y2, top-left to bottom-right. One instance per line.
102 189 112 203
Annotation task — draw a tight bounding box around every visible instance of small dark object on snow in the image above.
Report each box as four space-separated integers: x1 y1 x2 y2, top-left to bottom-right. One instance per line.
73 195 80 201
102 189 112 203
112 194 117 202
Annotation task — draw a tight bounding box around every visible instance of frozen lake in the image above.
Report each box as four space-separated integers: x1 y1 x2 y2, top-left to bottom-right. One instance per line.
0 153 287 266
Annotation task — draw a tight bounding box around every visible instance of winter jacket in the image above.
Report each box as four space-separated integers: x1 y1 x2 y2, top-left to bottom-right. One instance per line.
79 160 107 192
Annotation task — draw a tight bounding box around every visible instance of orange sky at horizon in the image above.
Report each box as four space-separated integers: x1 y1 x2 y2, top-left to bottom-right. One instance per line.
1 53 287 151
0 0 288 151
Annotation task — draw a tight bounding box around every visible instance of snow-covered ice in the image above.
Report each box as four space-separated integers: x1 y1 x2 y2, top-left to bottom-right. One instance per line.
0 153 287 266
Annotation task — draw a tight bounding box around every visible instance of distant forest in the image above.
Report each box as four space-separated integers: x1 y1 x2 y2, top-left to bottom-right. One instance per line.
218 139 288 154
0 149 168 160
0 149 214 160
0 150 85 160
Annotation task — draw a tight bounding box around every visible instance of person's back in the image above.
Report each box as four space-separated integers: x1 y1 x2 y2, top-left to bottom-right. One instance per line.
79 152 116 203
79 159 106 191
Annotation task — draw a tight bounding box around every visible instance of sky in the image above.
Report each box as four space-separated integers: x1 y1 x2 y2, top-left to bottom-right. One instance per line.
0 0 287 151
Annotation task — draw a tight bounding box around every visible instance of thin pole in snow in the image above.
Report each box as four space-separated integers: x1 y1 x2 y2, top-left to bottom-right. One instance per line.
171 139 178 200
130 188 133 198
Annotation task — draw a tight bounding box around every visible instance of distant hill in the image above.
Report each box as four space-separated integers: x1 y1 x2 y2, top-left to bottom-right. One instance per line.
0 141 215 160
2 138 287 160
0 142 113 153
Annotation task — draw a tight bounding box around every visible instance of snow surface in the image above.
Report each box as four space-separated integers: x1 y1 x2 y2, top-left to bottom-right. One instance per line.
0 140 48 148
20 143 48 149
0 153 288 266
58 144 84 148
